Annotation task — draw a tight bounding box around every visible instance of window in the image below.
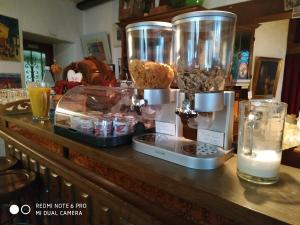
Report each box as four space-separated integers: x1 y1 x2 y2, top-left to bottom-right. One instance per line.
23 39 53 85
24 50 46 84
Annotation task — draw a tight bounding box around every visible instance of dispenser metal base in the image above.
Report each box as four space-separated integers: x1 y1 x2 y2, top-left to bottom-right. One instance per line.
133 88 177 106
133 133 233 170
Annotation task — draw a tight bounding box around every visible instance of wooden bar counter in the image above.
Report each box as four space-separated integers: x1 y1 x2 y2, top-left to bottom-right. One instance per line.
0 114 299 225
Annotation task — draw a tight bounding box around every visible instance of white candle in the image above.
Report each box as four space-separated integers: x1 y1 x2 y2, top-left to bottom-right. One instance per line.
237 150 282 178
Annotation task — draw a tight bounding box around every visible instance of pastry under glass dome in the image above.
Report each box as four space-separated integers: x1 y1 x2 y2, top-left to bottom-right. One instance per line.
54 85 154 147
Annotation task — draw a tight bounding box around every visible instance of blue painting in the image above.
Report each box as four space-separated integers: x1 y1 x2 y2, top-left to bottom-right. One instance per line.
231 50 249 79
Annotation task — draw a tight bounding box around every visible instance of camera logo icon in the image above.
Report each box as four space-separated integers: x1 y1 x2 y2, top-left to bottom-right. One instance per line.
9 205 19 215
9 205 31 215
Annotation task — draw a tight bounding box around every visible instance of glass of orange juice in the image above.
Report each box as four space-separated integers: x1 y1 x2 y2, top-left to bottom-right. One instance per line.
28 82 51 120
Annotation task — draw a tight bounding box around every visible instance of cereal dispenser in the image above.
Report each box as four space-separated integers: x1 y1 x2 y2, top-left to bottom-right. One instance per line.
126 21 175 105
126 21 182 136
173 10 237 150
130 12 237 170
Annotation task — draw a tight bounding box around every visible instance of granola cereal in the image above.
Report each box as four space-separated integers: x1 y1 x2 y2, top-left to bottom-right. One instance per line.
177 67 225 100
129 59 174 89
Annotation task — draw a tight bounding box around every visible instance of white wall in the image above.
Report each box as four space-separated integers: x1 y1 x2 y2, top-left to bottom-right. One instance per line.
252 20 289 100
82 0 122 78
83 0 118 37
0 0 83 86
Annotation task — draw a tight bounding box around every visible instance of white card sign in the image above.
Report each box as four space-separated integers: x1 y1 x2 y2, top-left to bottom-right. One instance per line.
197 129 224 148
67 70 83 82
155 121 176 136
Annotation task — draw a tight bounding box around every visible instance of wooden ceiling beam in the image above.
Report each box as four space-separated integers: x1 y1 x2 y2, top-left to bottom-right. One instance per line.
76 0 111 10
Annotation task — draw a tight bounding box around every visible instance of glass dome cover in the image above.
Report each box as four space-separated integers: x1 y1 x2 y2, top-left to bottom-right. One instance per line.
54 85 154 147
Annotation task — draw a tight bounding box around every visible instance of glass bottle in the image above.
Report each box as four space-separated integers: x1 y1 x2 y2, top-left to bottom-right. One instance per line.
185 0 204 7
42 66 55 87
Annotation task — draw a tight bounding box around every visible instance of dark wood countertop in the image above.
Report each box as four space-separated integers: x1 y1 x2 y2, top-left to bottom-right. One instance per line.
1 114 300 225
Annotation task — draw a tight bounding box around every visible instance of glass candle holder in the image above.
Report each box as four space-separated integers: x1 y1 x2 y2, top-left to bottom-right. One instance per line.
0 88 28 104
237 100 287 184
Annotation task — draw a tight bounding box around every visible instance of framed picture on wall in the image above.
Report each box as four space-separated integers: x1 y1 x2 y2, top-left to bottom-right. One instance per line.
0 15 21 62
81 32 112 64
0 73 21 88
252 57 283 99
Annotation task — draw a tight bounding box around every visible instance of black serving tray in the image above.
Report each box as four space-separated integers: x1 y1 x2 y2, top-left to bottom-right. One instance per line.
54 122 150 148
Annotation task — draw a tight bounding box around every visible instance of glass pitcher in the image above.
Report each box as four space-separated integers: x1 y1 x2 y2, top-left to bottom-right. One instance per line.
237 100 287 184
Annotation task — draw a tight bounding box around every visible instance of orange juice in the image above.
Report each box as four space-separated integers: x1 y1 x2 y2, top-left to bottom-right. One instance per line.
28 85 51 120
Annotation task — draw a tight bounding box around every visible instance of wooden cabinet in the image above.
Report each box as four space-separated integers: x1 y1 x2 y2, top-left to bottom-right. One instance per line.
118 6 256 82
3 114 300 225
231 26 256 81
118 0 288 81
4 141 164 225
119 0 135 20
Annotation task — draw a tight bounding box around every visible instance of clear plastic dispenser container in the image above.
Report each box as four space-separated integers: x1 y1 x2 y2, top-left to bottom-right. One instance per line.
54 86 154 147
172 11 236 101
126 21 174 89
